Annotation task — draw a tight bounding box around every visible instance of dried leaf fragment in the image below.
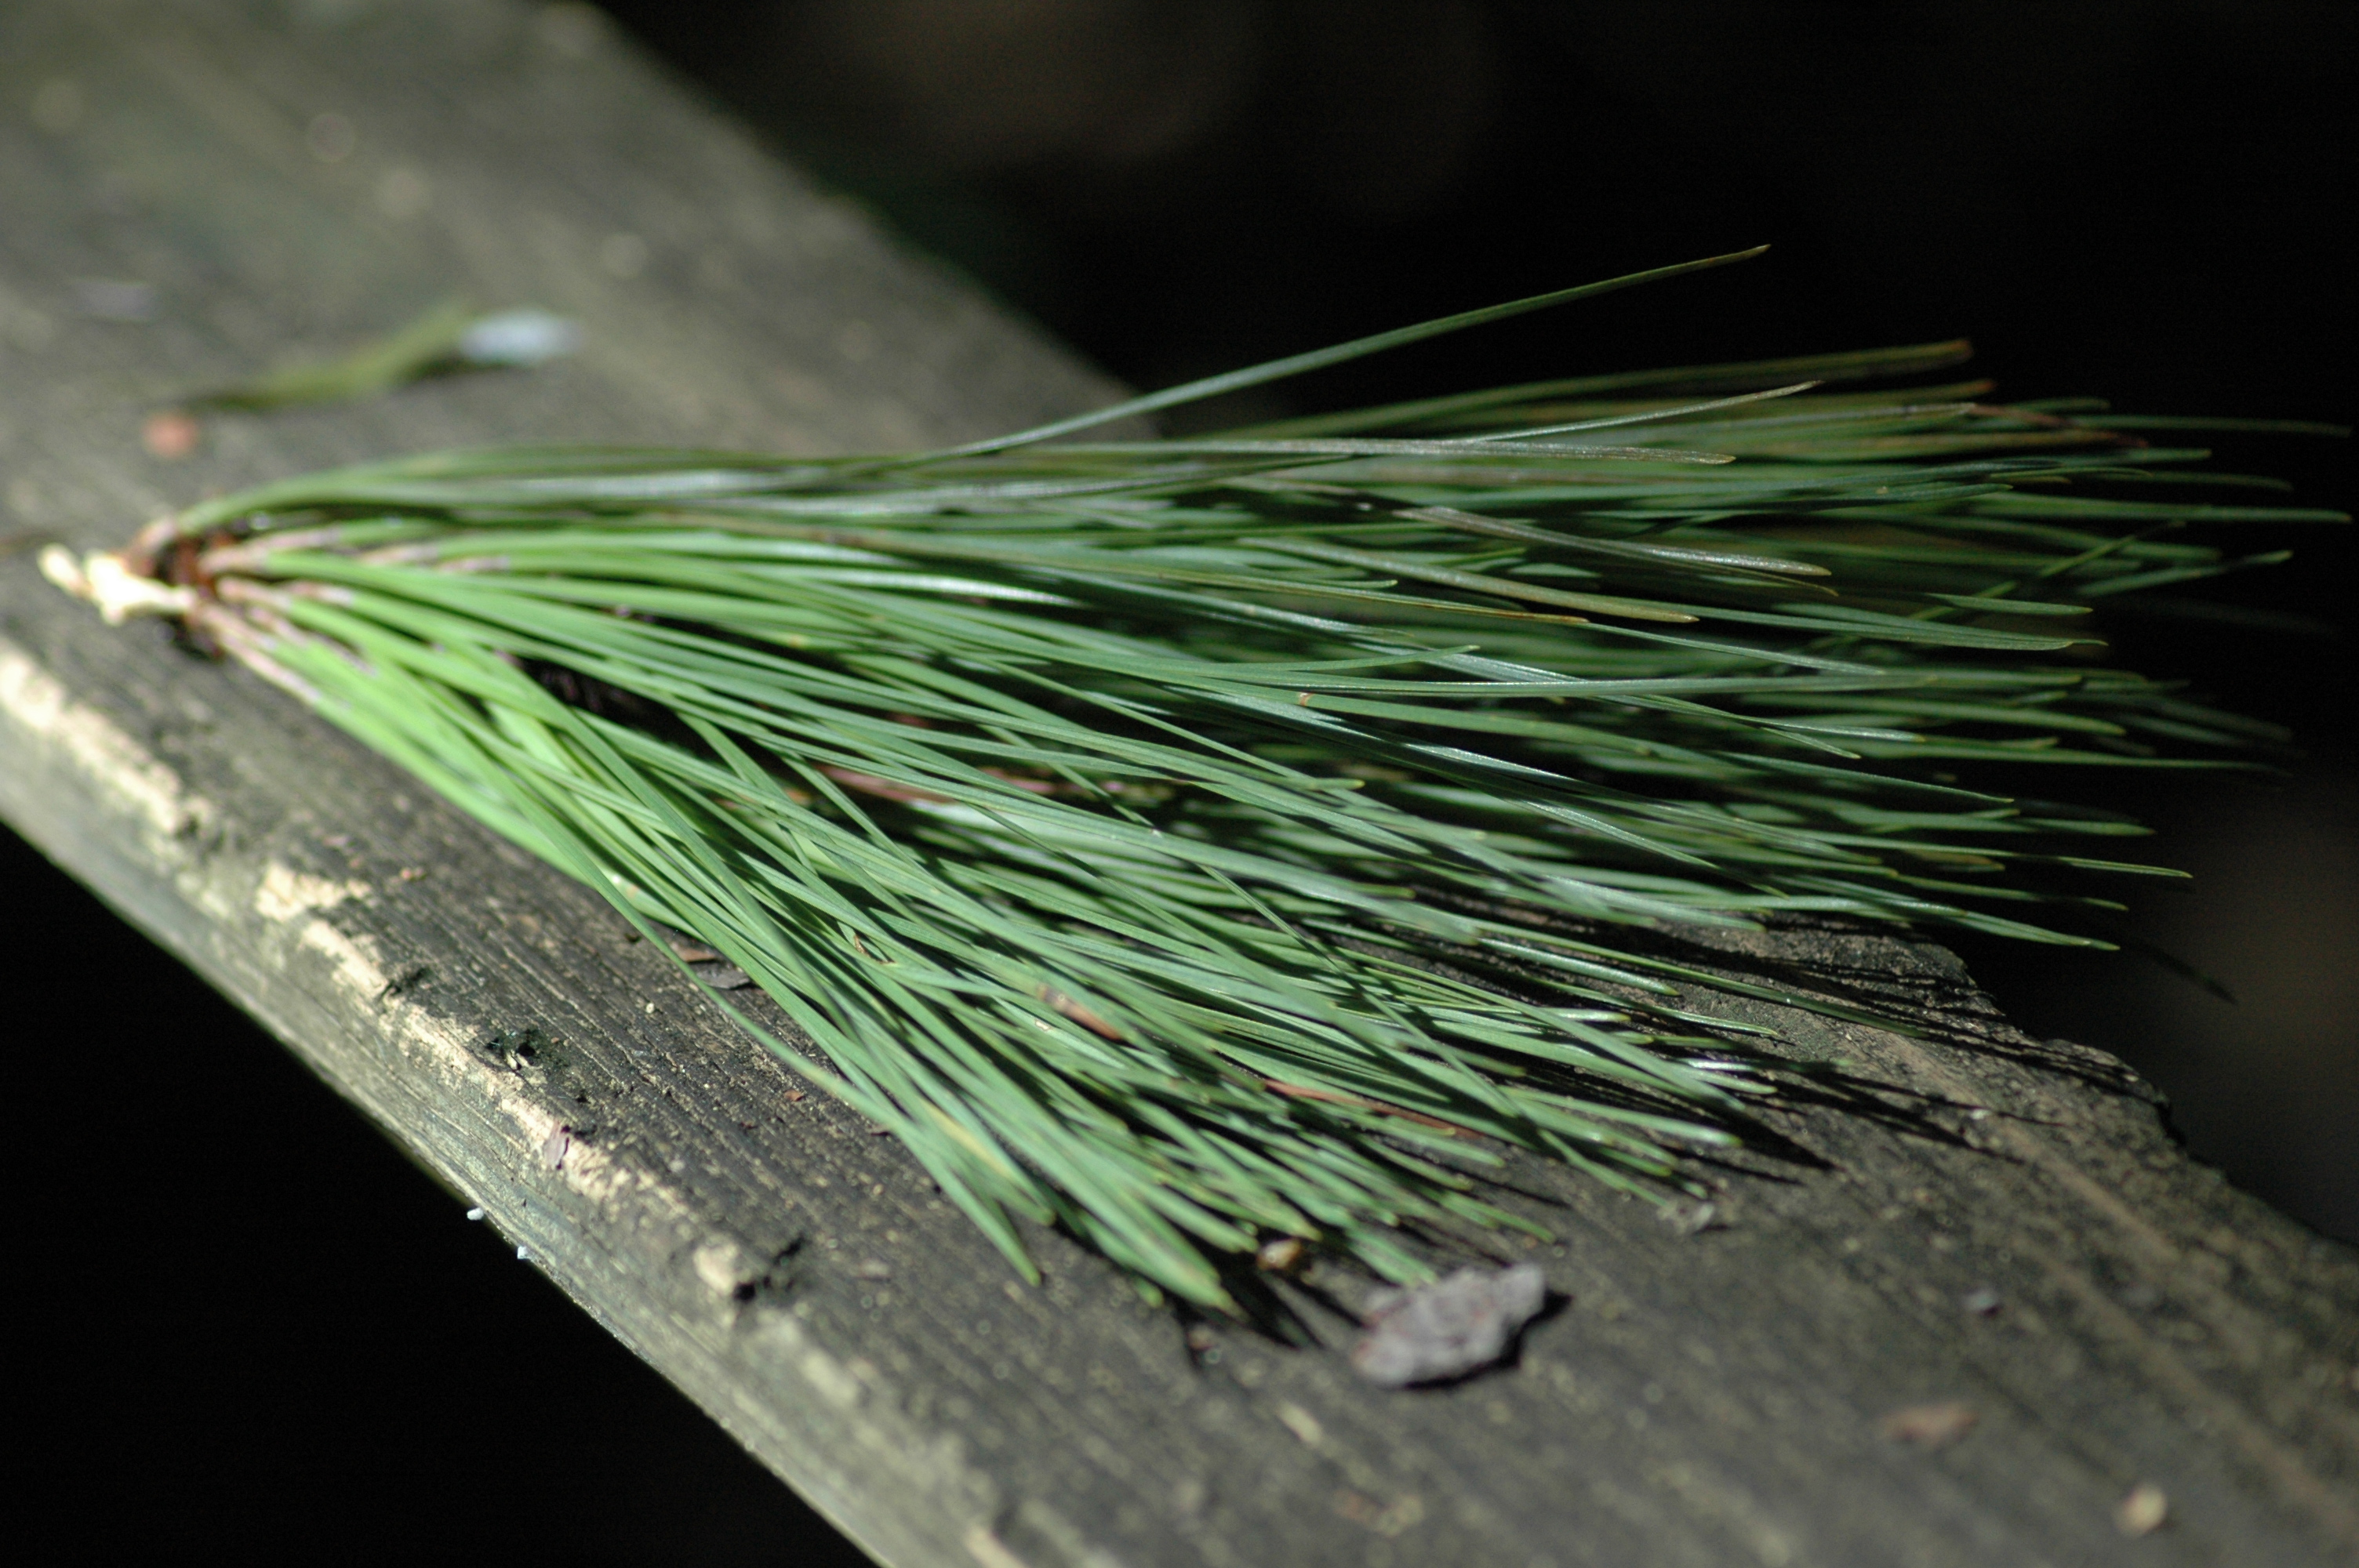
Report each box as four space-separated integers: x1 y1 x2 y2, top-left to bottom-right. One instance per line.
1350 1262 1547 1388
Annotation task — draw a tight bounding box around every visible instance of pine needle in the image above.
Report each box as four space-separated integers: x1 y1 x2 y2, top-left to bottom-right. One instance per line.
49 256 2345 1310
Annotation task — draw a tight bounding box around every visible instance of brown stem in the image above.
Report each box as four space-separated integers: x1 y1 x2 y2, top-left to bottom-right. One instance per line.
1260 1079 1471 1136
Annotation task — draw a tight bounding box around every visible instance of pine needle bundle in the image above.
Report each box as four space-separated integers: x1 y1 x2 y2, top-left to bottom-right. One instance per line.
49 252 2343 1308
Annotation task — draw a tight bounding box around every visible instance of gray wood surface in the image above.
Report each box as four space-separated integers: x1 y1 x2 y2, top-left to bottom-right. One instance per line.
3 4 2354 1564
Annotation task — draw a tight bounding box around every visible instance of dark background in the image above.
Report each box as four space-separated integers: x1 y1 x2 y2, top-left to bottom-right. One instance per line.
11 2 2350 1560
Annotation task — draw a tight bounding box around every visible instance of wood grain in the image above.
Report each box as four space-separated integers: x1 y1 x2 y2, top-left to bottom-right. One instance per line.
3 4 2354 1564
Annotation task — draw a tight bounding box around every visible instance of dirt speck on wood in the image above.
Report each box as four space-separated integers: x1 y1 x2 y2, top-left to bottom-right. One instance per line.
1878 1401 1978 1448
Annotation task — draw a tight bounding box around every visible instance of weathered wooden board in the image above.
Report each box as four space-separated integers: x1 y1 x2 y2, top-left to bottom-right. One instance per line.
2 4 2354 1565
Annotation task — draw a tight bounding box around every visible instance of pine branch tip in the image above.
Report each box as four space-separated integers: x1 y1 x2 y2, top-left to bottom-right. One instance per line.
49 285 2325 1308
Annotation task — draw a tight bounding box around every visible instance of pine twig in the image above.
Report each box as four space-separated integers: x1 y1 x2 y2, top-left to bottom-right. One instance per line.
47 256 2346 1309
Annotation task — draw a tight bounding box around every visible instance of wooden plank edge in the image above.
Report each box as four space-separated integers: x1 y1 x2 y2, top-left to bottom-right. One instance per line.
0 625 1049 1568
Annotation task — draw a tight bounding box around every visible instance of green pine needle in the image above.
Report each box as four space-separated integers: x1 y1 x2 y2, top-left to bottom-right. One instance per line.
55 256 2346 1310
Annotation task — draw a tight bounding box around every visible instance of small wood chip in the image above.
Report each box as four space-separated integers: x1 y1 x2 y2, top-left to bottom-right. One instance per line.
1350 1262 1547 1388
1273 1401 1323 1446
2115 1483 2168 1537
1878 1400 1978 1448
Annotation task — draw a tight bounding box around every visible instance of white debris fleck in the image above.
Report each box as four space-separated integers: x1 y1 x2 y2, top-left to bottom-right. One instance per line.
2116 1483 2168 1537
457 309 580 366
1274 1401 1324 1446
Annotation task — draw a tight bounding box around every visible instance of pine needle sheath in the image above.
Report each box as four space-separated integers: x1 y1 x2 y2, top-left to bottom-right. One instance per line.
50 256 2346 1309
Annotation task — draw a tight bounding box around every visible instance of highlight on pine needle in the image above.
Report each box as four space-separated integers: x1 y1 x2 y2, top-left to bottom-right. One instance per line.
45 250 2347 1312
